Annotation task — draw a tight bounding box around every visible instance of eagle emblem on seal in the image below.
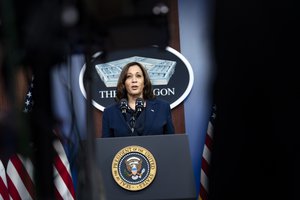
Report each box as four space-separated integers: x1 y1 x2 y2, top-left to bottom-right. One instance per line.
125 156 146 180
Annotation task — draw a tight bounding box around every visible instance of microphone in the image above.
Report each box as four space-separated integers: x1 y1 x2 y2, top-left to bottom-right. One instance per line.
135 98 144 113
120 98 128 114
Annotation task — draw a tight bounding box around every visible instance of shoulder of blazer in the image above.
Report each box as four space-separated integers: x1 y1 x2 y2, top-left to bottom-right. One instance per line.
103 102 119 113
148 98 169 106
146 98 170 110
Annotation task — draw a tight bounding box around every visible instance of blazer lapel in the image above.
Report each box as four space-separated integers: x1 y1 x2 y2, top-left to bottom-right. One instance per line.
116 105 132 132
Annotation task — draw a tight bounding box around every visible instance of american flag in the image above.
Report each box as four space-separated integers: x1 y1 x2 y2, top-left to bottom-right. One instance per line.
0 75 76 199
199 105 216 200
4 142 76 200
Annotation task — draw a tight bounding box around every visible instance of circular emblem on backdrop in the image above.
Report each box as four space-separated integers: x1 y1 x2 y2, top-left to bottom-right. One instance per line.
111 145 157 191
79 46 194 111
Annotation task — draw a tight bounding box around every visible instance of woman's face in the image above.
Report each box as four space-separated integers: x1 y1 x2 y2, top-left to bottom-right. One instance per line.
125 65 145 98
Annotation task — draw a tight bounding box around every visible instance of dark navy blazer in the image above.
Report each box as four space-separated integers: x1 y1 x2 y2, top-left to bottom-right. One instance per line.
102 98 175 137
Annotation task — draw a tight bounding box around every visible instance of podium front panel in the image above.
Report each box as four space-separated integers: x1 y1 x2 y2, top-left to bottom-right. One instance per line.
95 134 197 200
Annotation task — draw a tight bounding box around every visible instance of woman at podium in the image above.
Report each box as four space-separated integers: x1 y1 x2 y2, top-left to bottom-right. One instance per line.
102 62 175 137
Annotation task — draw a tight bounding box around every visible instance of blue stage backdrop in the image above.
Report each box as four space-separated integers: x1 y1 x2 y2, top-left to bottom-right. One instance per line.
178 0 214 194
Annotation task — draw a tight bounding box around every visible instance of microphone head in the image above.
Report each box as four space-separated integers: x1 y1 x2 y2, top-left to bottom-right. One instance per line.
135 98 144 112
120 98 128 113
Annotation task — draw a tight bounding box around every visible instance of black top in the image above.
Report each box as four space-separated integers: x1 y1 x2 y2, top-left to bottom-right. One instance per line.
124 107 145 136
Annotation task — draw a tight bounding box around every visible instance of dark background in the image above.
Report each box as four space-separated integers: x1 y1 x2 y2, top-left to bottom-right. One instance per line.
210 0 299 199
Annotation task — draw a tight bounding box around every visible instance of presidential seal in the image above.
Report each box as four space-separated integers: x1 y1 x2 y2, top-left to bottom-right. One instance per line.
111 145 157 191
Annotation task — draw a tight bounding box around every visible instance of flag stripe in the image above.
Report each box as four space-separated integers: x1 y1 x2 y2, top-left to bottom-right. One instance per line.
6 176 21 200
206 121 214 138
0 178 10 200
8 155 35 199
204 127 213 150
53 140 76 200
199 105 216 200
54 186 64 200
199 183 208 200
0 160 9 200
200 157 209 176
200 169 209 191
53 160 75 200
202 145 212 165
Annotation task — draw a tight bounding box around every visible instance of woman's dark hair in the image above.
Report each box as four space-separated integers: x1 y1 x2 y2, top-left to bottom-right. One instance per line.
116 62 155 101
